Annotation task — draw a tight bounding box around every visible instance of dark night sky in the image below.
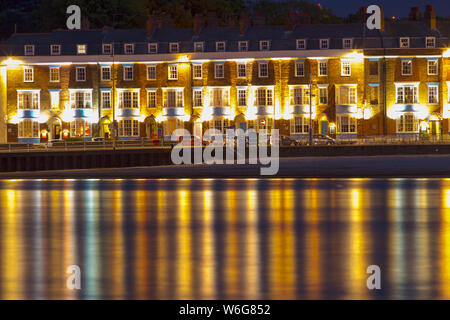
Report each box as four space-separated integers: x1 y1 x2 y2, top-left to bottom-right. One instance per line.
314 0 450 18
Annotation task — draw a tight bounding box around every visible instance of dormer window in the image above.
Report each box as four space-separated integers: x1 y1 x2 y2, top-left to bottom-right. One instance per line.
24 45 34 56
194 42 204 52
50 44 61 55
77 44 87 55
102 44 112 54
259 40 270 51
426 37 436 48
400 37 410 48
124 43 134 54
148 43 158 53
169 42 179 53
319 39 329 49
238 41 248 52
342 38 353 49
296 39 306 50
216 41 226 52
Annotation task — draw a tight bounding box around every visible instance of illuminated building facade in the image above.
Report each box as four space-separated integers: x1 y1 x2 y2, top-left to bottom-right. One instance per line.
0 6 449 143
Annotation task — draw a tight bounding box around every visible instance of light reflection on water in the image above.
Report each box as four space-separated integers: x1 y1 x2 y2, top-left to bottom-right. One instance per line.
0 178 450 299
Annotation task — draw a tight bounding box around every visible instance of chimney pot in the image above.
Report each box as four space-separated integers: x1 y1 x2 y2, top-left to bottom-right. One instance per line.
424 5 436 29
239 12 249 34
408 6 421 21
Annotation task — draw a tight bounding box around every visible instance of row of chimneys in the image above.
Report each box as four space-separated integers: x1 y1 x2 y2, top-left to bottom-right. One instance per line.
357 5 436 31
146 10 312 37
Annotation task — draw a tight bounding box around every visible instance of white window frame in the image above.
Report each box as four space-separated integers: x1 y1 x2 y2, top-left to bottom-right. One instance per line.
17 90 40 110
193 64 202 79
148 43 158 53
237 88 247 107
319 39 329 49
401 59 413 76
124 43 135 54
397 114 418 133
118 89 140 109
75 66 86 82
296 39 306 50
193 89 203 107
50 44 61 55
101 66 111 81
318 60 328 76
237 63 246 78
147 65 157 80
102 43 112 54
319 86 328 105
428 85 439 104
119 119 140 137
69 89 92 109
214 63 224 79
338 85 357 105
77 44 87 55
341 60 351 76
399 37 410 48
238 41 248 52
194 42 204 52
295 61 305 77
24 45 35 56
426 37 436 48
337 115 357 133
290 86 310 105
259 40 270 51
209 87 230 107
147 89 157 108
123 65 134 81
395 83 419 104
18 119 40 138
290 116 309 134
168 65 178 80
427 59 438 75
169 42 179 53
216 41 226 52
163 88 184 108
49 67 60 82
254 87 273 106
23 66 34 82
101 90 111 109
258 62 269 78
342 38 353 49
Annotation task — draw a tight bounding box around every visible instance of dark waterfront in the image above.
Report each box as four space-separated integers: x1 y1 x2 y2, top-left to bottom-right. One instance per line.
0 178 449 299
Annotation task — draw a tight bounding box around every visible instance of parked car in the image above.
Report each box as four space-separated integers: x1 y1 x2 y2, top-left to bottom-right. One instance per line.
312 134 336 145
46 139 63 147
280 136 302 146
178 135 210 146
92 137 105 142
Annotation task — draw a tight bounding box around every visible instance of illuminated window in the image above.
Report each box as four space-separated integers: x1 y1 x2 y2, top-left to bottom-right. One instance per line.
319 87 328 105
214 63 224 79
237 63 246 78
119 90 139 108
18 119 39 138
396 85 418 104
49 67 60 82
209 88 229 107
49 90 60 109
193 64 202 79
337 115 356 133
237 89 247 106
291 116 309 134
339 86 356 104
397 114 417 133
101 66 111 81
163 89 183 108
290 87 310 105
426 37 435 48
341 60 351 76
147 90 156 108
70 90 92 108
193 89 202 107
399 37 409 48
194 42 204 52
168 65 178 80
77 44 87 55
70 119 91 138
255 88 273 106
428 85 438 104
17 91 39 109
23 67 34 82
119 119 139 137
209 118 229 134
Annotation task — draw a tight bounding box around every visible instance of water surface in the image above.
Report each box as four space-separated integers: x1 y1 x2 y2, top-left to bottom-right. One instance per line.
0 178 449 299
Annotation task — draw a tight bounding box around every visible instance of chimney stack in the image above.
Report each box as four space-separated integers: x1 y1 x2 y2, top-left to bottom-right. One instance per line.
81 16 90 30
239 12 249 35
424 5 436 29
252 10 265 27
284 11 298 32
408 7 421 21
146 13 162 37
193 13 204 36
207 12 219 27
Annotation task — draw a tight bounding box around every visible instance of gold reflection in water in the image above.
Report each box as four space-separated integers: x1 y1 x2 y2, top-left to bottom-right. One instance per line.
1 189 23 299
201 186 216 299
441 185 450 298
176 187 192 299
156 189 169 299
245 184 260 299
62 189 77 299
111 188 125 299
225 186 239 298
135 189 148 299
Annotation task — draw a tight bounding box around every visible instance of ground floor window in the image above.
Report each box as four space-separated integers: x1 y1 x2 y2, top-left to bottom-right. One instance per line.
18 119 39 138
209 118 229 134
70 119 91 137
337 115 356 133
397 114 418 133
119 119 139 137
290 116 309 134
